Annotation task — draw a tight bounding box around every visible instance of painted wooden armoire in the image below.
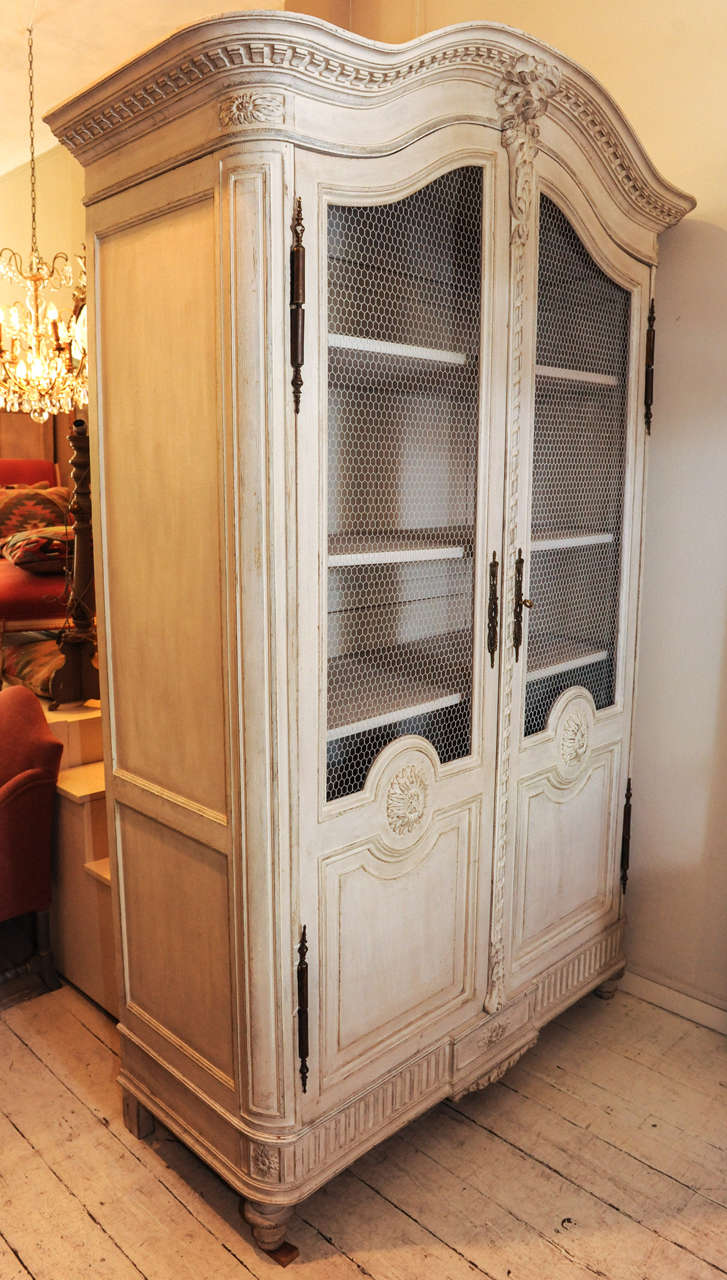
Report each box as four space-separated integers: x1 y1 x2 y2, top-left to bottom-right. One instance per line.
48 13 694 1256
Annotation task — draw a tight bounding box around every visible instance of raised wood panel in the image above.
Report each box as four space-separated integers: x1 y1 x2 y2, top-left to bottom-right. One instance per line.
97 195 228 816
513 750 617 972
320 804 477 1087
118 805 235 1084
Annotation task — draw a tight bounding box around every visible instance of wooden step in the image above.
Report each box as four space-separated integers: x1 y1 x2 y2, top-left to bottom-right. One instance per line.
45 700 103 768
52 760 117 1017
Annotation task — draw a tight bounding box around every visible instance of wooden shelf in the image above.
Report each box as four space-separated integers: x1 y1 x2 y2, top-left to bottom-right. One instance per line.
531 532 615 551
527 638 609 683
328 632 468 741
329 526 473 567
535 364 619 388
84 857 111 887
329 332 467 366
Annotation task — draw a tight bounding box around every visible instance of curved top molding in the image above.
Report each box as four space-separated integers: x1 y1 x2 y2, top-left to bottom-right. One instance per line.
45 11 694 230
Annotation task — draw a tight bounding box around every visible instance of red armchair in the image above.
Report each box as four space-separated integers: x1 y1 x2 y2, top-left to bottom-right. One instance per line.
0 685 63 987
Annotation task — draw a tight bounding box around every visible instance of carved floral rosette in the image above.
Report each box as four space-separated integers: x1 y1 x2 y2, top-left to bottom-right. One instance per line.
552 690 595 786
219 92 285 128
373 745 437 854
249 1140 281 1182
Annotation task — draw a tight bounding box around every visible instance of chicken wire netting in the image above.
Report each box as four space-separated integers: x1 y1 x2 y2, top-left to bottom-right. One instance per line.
525 195 631 737
326 167 483 802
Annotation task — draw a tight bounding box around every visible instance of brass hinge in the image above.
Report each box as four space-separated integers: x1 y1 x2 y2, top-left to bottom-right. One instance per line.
290 197 305 415
296 925 309 1093
644 298 655 435
620 777 632 893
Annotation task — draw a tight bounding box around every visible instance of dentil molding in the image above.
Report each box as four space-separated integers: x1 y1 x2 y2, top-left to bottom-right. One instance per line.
45 15 693 231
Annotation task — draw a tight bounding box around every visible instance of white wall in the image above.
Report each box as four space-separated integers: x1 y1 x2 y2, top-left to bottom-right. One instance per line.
628 215 727 1013
0 144 85 316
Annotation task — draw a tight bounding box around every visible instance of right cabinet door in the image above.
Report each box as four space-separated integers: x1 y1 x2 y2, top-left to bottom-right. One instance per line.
507 189 650 992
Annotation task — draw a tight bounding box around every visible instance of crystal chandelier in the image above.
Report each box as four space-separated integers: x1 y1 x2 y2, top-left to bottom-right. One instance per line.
0 26 87 424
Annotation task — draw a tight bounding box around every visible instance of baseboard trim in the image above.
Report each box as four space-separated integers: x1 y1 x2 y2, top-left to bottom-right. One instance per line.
621 971 727 1034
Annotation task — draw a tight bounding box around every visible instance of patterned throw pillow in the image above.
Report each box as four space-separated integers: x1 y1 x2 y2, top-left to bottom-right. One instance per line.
1 525 74 575
0 486 70 539
0 630 66 699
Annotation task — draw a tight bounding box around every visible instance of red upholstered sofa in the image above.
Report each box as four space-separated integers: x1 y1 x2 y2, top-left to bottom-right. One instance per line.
0 684 63 986
0 459 69 635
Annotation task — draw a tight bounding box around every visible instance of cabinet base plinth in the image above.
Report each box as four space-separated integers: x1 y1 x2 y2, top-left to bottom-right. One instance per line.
122 1089 155 1140
242 1199 298 1264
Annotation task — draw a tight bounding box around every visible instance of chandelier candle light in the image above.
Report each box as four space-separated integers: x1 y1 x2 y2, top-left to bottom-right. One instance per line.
0 26 87 424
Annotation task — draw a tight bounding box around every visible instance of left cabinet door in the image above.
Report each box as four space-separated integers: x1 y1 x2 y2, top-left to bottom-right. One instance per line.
294 129 510 1119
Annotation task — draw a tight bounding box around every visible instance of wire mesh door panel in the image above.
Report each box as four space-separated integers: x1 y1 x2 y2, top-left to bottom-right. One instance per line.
525 194 630 737
325 166 483 802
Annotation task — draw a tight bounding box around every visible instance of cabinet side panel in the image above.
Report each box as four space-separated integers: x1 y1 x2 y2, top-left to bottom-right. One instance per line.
118 806 234 1082
97 198 227 816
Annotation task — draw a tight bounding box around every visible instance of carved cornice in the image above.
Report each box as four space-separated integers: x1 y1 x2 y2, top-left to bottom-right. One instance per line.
46 17 693 230
554 79 688 227
497 55 561 245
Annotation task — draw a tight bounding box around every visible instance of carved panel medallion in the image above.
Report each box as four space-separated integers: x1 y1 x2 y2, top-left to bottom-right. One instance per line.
386 765 428 836
553 692 594 785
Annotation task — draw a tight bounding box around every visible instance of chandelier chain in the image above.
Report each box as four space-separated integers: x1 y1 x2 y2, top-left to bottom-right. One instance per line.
27 25 38 260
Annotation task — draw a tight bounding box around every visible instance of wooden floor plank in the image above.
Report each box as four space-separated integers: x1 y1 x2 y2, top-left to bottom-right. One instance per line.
398 1100 725 1279
301 1168 496 1280
351 1129 601 1279
2 993 385 1280
2 984 726 1278
510 1027 727 1205
529 1017 727 1147
0 1024 260 1280
557 994 727 1100
0 1230 39 1280
453 1077 727 1272
0 1111 142 1280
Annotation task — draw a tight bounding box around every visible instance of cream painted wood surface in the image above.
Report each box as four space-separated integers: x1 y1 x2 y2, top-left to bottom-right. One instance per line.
47 12 694 1250
2 986 727 1277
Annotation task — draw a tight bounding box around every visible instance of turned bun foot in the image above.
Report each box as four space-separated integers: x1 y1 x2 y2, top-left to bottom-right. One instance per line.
242 1200 299 1266
595 966 626 1001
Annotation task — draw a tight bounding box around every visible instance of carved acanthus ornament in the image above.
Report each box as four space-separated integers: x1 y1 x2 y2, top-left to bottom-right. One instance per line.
219 92 285 127
497 55 561 244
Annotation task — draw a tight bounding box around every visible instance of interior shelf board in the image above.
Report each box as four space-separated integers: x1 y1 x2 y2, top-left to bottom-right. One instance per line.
329 332 467 366
327 692 461 742
328 631 468 741
526 644 609 683
531 532 615 551
535 363 619 387
330 546 465 567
